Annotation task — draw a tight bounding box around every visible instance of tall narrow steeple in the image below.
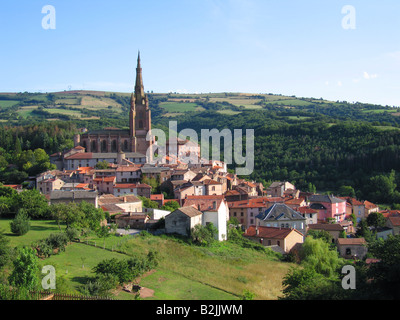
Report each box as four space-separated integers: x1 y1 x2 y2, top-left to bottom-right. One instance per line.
135 51 146 103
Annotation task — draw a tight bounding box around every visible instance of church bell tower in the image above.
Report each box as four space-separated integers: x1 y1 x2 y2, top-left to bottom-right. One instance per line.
129 52 154 156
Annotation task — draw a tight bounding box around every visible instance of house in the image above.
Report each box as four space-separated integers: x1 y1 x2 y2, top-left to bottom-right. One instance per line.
307 223 344 244
337 238 367 260
364 201 379 216
49 190 99 208
296 206 318 225
256 203 307 235
116 165 142 183
386 216 400 235
150 194 164 207
93 176 116 194
284 197 306 209
243 225 304 254
267 181 296 197
113 183 152 198
37 178 65 195
308 195 347 223
228 197 280 229
115 214 151 230
339 197 366 223
165 206 203 237
98 194 142 214
182 195 229 241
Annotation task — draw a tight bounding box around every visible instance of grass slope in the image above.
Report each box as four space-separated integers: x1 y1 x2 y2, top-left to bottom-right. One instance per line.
0 219 292 300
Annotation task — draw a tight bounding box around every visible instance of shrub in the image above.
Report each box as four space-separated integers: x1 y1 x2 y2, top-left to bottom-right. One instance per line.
10 209 31 236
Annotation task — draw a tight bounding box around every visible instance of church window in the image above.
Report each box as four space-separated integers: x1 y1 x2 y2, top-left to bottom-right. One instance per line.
112 140 117 152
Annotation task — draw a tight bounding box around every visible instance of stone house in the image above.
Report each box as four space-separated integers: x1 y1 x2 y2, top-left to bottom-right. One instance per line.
307 223 344 244
387 216 400 235
165 206 203 237
115 214 150 229
337 238 367 260
267 181 296 197
116 165 142 183
37 178 65 195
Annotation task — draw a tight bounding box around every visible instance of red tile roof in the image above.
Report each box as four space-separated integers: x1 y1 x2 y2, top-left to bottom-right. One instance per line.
65 153 93 160
244 226 302 239
337 238 366 245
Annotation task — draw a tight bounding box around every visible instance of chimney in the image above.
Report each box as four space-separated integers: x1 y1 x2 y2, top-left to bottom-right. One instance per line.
256 225 259 235
123 196 127 203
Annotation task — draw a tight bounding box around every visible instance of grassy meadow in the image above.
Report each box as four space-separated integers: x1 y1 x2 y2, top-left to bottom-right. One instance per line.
0 218 292 300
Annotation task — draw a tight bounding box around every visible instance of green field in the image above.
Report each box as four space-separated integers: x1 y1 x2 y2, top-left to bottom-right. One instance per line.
160 102 200 113
0 219 65 247
0 219 291 300
0 100 19 109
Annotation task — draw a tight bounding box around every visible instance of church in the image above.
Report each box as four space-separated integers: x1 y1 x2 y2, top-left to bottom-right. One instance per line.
70 53 155 168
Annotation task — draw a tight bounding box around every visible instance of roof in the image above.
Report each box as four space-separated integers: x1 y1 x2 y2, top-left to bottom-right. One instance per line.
244 226 303 239
65 152 146 160
116 166 141 172
337 238 367 245
50 190 98 200
388 216 400 226
183 195 225 212
150 194 164 200
308 223 344 232
284 197 305 205
309 195 345 204
364 200 378 210
98 194 141 205
93 176 116 183
172 206 203 218
256 203 306 221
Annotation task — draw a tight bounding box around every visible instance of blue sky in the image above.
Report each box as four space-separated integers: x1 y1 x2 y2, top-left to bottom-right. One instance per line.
1 0 400 106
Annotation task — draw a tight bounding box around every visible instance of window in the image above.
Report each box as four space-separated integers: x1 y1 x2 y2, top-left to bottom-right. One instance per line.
277 241 280 246
346 248 352 256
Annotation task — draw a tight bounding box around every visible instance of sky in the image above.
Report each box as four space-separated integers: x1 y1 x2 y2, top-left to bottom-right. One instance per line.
1 0 400 106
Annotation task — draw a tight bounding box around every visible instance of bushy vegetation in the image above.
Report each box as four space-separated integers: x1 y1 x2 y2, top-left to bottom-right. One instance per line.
10 209 31 236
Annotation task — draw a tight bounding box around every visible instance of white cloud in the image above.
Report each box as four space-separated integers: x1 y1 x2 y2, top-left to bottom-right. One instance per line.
363 71 378 80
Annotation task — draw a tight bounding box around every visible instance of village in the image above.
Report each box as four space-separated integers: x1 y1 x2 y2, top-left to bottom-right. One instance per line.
6 136 391 263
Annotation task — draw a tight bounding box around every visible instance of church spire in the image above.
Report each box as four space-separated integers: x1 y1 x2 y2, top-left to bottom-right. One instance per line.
135 51 145 102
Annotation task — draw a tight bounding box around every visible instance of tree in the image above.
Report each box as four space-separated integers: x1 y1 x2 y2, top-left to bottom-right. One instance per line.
8 247 40 291
368 235 400 299
366 212 386 231
95 160 110 169
138 196 159 209
0 230 12 270
10 209 31 236
356 219 374 242
191 223 218 246
160 201 180 212
299 237 343 278
338 185 356 198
